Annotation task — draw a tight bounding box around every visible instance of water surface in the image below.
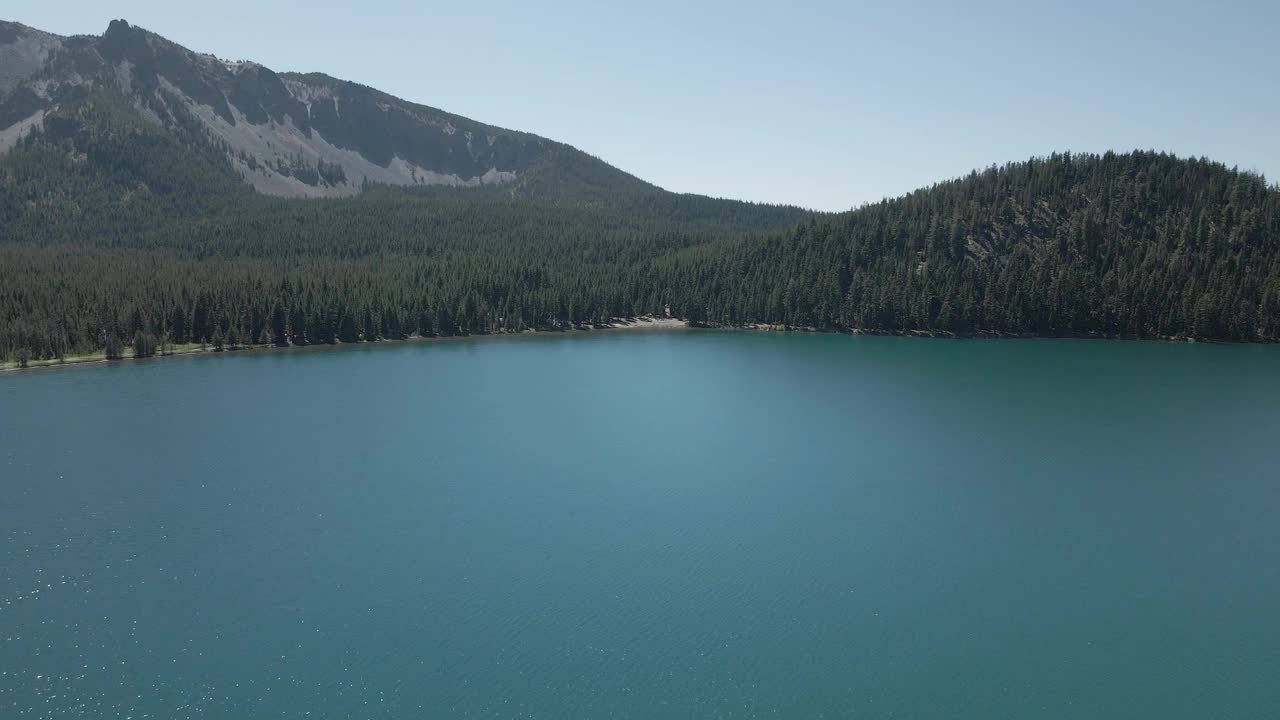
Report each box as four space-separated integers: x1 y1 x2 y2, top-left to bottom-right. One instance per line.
2 333 1278 718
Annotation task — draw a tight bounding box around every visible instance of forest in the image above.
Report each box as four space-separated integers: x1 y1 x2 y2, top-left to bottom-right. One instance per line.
662 151 1280 341
1 88 1278 366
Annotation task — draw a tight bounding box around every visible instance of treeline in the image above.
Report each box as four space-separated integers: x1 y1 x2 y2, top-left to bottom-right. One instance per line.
2 127 1278 364
0 84 812 364
0 235 674 363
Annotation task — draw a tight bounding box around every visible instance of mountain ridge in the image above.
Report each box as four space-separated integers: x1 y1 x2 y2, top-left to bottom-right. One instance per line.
0 18 663 199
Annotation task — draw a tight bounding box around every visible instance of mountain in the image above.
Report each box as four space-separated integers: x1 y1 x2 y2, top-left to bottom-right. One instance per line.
1 20 1277 366
0 19 812 245
0 18 655 199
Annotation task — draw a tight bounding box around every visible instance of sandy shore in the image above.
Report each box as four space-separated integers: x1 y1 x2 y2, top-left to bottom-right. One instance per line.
0 316 690 374
594 317 687 331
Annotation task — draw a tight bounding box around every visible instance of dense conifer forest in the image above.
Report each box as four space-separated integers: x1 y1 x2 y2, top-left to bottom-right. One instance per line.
1 83 1278 365
663 152 1280 341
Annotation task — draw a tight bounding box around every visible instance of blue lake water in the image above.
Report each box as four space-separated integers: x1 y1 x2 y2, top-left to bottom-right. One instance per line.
2 332 1278 718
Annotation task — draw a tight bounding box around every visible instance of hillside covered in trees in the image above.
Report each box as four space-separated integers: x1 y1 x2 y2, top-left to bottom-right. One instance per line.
1 21 1277 366
2 146 1277 366
662 151 1280 341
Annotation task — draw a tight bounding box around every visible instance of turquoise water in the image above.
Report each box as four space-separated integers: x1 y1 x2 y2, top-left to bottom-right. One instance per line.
2 332 1278 718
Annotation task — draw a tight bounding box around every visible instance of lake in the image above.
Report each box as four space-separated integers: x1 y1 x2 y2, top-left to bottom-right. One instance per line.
2 332 1278 718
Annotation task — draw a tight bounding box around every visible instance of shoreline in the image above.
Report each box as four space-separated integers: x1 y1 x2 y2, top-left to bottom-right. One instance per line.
704 323 1275 344
4 316 1274 374
0 316 690 374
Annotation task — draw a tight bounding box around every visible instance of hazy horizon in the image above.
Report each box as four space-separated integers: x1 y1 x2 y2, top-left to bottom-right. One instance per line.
9 0 1278 211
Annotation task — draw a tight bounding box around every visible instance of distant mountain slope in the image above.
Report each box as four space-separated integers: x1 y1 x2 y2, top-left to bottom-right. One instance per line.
0 17 814 245
0 18 654 198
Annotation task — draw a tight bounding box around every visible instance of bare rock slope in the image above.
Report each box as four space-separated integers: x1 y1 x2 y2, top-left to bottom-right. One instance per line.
0 19 644 198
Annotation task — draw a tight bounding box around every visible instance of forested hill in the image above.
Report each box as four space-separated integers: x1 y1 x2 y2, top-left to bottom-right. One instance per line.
661 152 1280 341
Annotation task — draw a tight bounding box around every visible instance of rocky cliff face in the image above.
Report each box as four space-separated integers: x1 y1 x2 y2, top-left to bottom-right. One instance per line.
0 19 617 197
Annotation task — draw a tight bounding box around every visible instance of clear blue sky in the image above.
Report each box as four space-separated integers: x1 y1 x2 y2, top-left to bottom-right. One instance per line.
9 0 1278 211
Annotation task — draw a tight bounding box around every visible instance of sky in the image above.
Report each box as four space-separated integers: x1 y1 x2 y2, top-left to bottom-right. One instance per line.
8 0 1278 211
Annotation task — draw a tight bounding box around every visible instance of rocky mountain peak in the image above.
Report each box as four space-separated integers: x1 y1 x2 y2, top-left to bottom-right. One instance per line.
0 18 646 198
